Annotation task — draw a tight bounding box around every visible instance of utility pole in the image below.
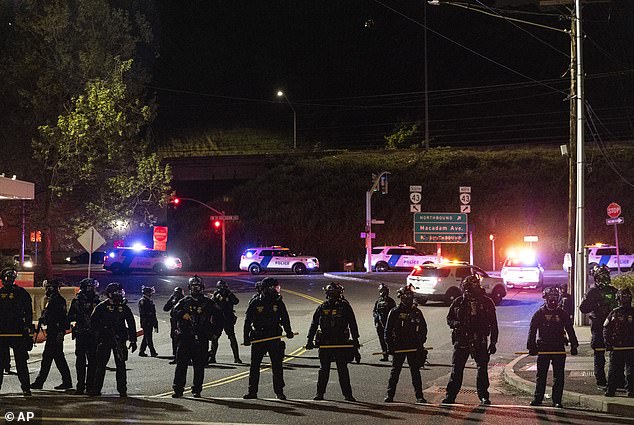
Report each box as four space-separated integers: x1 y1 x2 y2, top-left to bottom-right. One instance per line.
365 172 390 273
567 7 577 310
424 0 430 149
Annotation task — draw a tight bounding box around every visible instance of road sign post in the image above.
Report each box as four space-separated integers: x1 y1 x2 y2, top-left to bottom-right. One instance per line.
607 202 623 272
459 187 472 263
77 227 106 279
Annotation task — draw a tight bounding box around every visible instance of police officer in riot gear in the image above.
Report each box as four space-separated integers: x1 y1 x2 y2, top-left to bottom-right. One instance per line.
243 277 294 400
31 279 73 390
444 274 498 405
209 280 242 364
306 282 359 401
384 285 428 403
88 283 137 397
163 286 185 364
580 265 618 387
373 283 396 362
171 276 223 398
559 283 574 321
139 286 159 357
603 288 634 397
527 286 579 407
0 267 33 396
68 277 101 394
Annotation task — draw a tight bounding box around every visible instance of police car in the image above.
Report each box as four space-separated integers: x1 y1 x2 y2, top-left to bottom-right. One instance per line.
406 262 507 306
239 246 319 275
586 244 634 271
500 249 544 289
103 247 182 274
371 245 439 272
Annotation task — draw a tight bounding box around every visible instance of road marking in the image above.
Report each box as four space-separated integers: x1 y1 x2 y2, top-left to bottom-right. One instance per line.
282 288 322 304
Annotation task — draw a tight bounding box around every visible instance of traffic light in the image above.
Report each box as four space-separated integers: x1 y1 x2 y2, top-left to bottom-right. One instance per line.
379 174 388 194
168 196 180 208
213 220 221 233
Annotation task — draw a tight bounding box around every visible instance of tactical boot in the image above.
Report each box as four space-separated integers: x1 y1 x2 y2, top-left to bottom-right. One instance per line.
30 381 43 390
441 396 456 404
242 393 257 399
55 383 73 390
313 394 324 401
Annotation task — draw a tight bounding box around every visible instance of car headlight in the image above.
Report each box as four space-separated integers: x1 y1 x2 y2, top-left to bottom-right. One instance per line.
164 257 177 268
23 260 33 268
65 257 71 262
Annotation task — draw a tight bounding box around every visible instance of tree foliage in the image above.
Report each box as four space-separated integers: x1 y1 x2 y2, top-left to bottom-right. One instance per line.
384 121 420 150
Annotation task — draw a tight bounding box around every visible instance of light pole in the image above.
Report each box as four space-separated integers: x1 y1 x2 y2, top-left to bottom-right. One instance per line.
277 90 297 149
489 234 496 271
172 197 228 272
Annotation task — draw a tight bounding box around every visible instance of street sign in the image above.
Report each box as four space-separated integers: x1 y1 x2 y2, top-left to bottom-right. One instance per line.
360 232 376 239
607 202 621 219
77 227 105 253
153 226 168 251
523 235 539 242
460 205 471 213
413 213 468 244
371 219 385 225
459 186 471 193
459 193 471 205
410 204 422 213
410 185 422 192
210 215 240 221
606 217 624 225
409 192 422 204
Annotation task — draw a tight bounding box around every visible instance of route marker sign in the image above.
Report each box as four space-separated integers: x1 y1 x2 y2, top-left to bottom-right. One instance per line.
413 213 468 244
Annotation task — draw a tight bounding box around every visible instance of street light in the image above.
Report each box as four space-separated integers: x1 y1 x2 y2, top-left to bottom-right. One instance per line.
171 197 229 272
489 234 496 271
276 90 297 149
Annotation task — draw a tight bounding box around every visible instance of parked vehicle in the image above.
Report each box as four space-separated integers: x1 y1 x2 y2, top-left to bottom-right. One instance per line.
240 246 319 275
65 251 106 265
371 245 439 272
500 250 544 290
104 247 182 274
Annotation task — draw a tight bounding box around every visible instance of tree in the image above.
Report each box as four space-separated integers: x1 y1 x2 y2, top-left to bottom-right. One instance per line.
384 121 420 150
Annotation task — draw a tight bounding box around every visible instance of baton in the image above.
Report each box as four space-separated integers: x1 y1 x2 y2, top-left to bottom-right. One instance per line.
515 351 567 355
244 332 299 345
312 344 360 349
595 347 634 352
372 347 433 356
0 334 33 337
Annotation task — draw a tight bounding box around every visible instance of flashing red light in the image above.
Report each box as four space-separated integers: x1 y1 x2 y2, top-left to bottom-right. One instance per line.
213 220 221 229
173 197 180 205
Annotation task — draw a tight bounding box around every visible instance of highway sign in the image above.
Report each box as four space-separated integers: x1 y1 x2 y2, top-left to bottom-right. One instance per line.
410 204 421 213
607 202 621 219
459 193 471 205
460 205 471 213
371 219 385 224
459 186 471 193
413 213 468 244
606 217 624 225
210 215 240 221
410 185 422 192
410 192 422 204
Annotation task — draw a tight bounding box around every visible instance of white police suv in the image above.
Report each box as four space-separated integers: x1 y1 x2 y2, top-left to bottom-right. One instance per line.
240 246 319 275
586 244 634 271
500 249 544 290
407 262 507 306
104 247 182 275
371 245 439 272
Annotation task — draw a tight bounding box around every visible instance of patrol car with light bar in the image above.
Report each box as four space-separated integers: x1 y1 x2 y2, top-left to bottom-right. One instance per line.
371 245 439 272
240 246 319 275
104 246 182 275
500 249 544 290
586 244 634 271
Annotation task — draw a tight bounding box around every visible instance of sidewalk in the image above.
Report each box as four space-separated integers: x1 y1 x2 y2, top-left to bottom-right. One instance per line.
503 326 634 416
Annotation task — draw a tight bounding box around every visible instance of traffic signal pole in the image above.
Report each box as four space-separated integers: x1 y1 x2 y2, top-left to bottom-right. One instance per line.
365 172 390 273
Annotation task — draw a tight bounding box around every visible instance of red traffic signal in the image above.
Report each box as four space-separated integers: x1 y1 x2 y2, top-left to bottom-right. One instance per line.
213 220 221 229
172 197 180 205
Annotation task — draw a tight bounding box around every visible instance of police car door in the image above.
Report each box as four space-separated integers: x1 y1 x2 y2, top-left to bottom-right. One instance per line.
271 249 291 271
130 250 152 269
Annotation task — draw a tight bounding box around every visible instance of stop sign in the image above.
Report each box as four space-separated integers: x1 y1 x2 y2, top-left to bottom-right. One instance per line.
153 226 168 242
607 202 622 219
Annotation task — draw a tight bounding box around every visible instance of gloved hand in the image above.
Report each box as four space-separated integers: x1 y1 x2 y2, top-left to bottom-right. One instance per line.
305 340 315 350
488 343 497 355
352 339 360 349
570 345 578 356
286 332 294 339
528 348 538 356
182 313 191 321
129 341 137 353
244 340 251 346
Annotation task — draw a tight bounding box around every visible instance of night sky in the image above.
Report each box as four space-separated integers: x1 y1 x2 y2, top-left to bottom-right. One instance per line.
151 1 634 148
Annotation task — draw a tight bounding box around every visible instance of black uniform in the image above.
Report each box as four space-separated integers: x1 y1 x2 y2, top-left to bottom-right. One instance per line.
139 296 158 356
603 306 634 396
580 285 618 386
68 289 101 393
307 299 359 399
445 293 498 402
163 290 184 358
527 306 579 405
171 294 223 395
89 300 137 396
0 284 33 394
384 303 428 401
373 294 396 361
243 293 293 398
209 288 241 363
32 292 72 388
559 291 574 321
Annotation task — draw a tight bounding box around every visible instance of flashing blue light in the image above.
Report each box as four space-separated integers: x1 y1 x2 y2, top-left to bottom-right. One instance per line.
109 252 115 258
132 243 146 251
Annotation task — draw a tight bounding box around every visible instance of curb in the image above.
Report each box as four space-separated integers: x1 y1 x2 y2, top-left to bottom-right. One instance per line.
322 273 374 284
503 354 634 416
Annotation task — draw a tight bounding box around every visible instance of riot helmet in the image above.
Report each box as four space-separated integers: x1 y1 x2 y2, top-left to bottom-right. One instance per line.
378 283 389 297
188 275 204 296
105 282 125 304
216 280 228 290
617 288 632 308
142 285 155 297
542 286 560 310
1 267 18 287
593 266 611 289
43 278 62 297
324 282 343 302
260 277 280 296
79 278 99 294
173 286 184 295
461 274 482 298
396 285 414 307
559 282 568 294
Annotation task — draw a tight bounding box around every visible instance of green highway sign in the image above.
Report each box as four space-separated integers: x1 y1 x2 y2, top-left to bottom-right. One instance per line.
413 212 468 244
